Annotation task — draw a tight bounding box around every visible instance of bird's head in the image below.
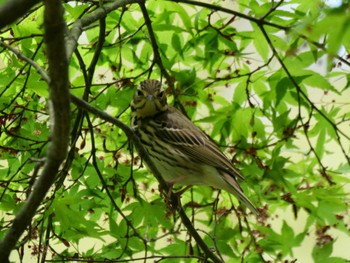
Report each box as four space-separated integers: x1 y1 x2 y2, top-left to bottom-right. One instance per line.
131 80 168 118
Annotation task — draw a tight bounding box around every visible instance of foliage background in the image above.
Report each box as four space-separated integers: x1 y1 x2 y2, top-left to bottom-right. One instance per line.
0 0 349 262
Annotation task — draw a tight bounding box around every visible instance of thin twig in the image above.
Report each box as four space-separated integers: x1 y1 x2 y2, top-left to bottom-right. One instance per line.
0 40 49 82
66 0 141 60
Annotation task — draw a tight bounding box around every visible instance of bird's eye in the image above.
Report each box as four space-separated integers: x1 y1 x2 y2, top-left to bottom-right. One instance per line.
158 91 165 98
136 90 143 97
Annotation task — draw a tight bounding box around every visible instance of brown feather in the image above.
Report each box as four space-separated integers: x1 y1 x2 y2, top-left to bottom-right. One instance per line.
153 107 245 180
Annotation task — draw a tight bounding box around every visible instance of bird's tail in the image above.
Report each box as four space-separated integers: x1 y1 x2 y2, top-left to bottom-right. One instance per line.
222 172 258 215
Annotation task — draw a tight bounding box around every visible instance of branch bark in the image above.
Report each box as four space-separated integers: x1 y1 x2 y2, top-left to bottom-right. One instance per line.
66 0 141 60
0 0 41 29
0 0 70 261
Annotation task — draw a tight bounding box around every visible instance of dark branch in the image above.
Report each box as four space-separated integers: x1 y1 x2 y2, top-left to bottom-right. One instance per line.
170 0 288 30
258 23 350 176
170 0 349 67
0 40 49 82
87 4 106 86
66 0 141 60
0 0 70 261
138 1 172 82
0 0 41 29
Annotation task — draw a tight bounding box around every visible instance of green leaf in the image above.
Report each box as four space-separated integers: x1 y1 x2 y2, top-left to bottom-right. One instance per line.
312 242 333 262
26 75 48 98
64 3 88 19
315 128 326 159
233 80 248 105
275 77 291 107
171 33 182 55
281 220 294 241
303 73 341 95
251 23 269 62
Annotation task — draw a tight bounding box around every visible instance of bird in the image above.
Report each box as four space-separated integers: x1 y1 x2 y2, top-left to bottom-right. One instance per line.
130 79 257 215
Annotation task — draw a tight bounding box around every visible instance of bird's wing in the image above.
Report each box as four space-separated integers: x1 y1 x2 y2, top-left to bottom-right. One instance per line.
153 107 244 180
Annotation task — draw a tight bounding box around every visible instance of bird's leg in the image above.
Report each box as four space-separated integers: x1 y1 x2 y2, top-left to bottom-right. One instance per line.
157 181 174 210
166 181 175 209
165 175 189 198
168 185 193 210
161 176 191 209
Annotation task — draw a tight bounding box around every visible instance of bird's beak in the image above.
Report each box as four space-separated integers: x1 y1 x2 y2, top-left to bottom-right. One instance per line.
146 94 153 101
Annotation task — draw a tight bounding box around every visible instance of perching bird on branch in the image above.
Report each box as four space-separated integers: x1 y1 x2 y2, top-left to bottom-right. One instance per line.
131 79 257 215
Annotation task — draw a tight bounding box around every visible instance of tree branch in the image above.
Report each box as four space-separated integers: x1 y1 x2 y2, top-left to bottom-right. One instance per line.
258 23 350 174
0 0 70 261
66 0 141 60
0 40 49 83
138 1 172 82
0 0 41 29
170 0 288 30
170 0 350 68
87 3 106 86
